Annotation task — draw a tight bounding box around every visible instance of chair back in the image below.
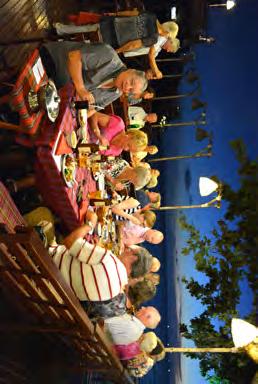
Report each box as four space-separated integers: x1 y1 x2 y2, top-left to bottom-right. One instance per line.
0 225 133 383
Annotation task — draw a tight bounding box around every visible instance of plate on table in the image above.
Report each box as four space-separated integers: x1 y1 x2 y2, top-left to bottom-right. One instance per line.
61 154 77 188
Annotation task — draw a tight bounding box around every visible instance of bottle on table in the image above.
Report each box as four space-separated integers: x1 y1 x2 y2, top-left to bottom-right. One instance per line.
88 190 114 207
71 100 89 110
78 143 108 154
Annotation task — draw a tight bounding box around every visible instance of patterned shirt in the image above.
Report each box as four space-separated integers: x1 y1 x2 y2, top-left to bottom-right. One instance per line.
113 195 141 221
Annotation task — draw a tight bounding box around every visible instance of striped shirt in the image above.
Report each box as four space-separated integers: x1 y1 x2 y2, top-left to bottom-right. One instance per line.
113 195 141 221
49 239 128 301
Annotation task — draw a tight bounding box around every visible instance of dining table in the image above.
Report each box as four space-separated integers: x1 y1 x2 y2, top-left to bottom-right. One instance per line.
34 84 97 232
8 49 121 235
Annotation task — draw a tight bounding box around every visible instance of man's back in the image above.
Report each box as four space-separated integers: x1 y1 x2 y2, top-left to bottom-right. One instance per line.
104 313 145 345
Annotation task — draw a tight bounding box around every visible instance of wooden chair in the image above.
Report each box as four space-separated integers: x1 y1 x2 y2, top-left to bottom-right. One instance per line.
0 184 133 383
0 225 133 383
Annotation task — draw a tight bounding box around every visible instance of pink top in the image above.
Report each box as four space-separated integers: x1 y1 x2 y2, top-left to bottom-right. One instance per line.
114 342 141 360
122 222 149 246
100 115 125 156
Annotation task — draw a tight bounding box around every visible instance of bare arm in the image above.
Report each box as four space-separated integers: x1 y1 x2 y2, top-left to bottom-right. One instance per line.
148 46 163 79
63 224 92 249
112 197 142 225
112 208 141 225
116 39 143 53
88 112 110 144
67 50 96 106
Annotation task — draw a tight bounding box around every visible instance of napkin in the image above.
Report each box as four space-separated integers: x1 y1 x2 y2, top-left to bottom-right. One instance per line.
55 133 73 155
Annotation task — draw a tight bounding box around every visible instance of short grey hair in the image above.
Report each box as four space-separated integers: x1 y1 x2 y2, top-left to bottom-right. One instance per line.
133 69 148 92
130 246 153 278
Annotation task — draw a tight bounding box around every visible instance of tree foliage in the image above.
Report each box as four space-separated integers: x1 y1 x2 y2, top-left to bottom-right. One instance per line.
179 140 257 383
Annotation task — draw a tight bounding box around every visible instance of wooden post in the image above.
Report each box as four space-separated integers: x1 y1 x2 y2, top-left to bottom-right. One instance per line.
165 347 240 353
151 120 206 129
149 152 212 163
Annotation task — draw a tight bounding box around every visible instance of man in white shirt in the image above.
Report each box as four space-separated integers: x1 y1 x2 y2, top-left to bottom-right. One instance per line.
128 106 158 128
48 218 158 301
104 306 161 345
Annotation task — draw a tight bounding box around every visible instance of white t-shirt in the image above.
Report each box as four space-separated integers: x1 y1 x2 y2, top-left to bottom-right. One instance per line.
128 106 147 128
123 35 167 57
104 313 145 345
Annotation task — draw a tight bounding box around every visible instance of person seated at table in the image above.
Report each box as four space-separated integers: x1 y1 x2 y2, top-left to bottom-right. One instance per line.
112 193 157 226
54 11 180 79
111 193 153 224
111 195 142 225
103 159 151 191
120 245 160 280
48 216 158 301
135 164 160 188
82 277 156 322
125 87 156 106
117 331 165 377
144 272 160 287
114 330 158 362
128 106 158 129
146 169 160 189
88 112 148 156
120 221 164 246
133 210 157 229
134 190 161 210
131 145 158 165
104 305 161 347
128 279 156 309
39 41 148 117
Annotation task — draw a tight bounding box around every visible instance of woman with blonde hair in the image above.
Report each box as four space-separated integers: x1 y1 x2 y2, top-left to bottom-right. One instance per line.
104 160 151 191
146 169 160 189
131 145 158 165
88 112 148 156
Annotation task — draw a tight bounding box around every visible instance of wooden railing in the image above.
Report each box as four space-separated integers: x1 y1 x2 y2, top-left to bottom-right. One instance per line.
0 225 133 384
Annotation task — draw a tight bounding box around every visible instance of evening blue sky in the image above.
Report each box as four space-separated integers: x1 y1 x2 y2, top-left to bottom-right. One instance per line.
174 1 257 383
142 1 257 383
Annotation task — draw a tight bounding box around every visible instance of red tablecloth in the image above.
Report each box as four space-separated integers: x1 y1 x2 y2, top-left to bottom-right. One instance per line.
0 182 26 232
10 49 48 135
35 96 96 232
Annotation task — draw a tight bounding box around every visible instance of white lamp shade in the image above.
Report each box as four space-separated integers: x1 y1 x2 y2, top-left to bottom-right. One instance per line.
226 0 236 10
199 177 219 196
231 318 258 348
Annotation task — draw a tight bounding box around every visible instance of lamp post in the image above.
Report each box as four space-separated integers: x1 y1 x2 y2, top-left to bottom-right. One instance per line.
164 319 258 360
156 52 196 63
152 85 199 101
209 1 236 10
156 177 222 211
151 113 207 129
149 144 212 163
